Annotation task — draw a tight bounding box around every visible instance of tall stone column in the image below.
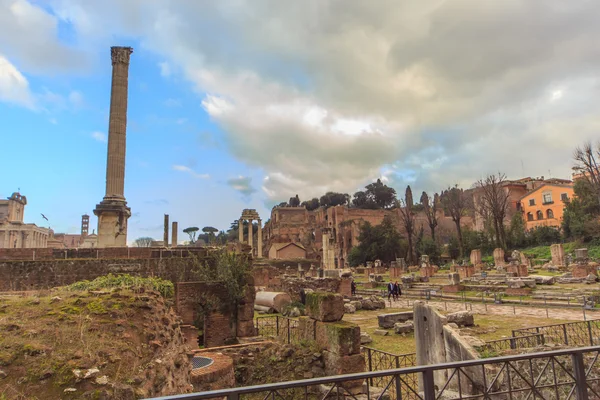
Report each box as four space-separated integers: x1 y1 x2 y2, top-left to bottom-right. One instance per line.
257 219 263 258
238 219 244 243
93 46 133 248
171 221 178 247
247 219 253 253
163 214 169 247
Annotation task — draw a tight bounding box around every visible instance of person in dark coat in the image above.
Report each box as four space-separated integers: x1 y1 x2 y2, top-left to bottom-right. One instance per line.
351 280 357 296
393 281 401 300
387 281 394 300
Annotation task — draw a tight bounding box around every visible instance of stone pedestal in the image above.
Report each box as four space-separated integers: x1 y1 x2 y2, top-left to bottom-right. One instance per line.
448 272 460 285
470 249 482 266
493 248 505 267
389 266 404 279
456 265 474 280
507 264 528 277
420 266 435 278
575 248 589 262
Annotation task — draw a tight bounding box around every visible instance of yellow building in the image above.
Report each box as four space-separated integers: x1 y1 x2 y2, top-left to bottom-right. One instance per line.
518 183 574 230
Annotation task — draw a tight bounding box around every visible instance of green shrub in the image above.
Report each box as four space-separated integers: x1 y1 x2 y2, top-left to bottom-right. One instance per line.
67 274 174 298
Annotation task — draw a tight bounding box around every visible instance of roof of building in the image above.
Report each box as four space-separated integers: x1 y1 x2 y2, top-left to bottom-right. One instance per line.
518 183 574 201
270 242 306 251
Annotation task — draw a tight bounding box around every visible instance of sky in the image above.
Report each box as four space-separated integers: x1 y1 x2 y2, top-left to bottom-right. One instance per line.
1 0 600 243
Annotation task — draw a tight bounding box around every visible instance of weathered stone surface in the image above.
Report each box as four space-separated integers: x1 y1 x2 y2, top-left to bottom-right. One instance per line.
344 303 356 314
360 332 372 344
443 325 484 395
349 300 362 310
470 249 482 266
446 311 474 327
322 352 365 391
493 248 505 267
414 301 447 390
373 329 389 336
315 321 361 356
550 244 565 267
530 275 556 285
448 272 460 285
507 278 536 289
306 292 344 322
377 312 413 329
255 291 292 314
394 321 414 334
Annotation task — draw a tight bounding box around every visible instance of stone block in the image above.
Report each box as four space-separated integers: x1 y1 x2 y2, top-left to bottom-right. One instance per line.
344 303 356 314
373 329 389 336
530 275 555 285
470 249 482 266
322 352 365 391
394 321 414 334
493 248 505 267
575 248 589 261
360 332 373 344
442 284 464 293
377 312 414 329
315 321 361 356
298 316 317 342
306 292 345 322
446 311 474 327
414 301 447 391
448 272 460 285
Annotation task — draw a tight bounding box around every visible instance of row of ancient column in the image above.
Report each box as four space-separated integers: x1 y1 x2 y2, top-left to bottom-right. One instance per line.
238 218 263 258
30 231 47 248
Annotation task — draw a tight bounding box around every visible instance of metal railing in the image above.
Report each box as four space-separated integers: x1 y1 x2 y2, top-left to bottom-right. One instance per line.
255 315 303 345
513 319 600 347
147 346 600 400
475 333 545 354
362 347 417 398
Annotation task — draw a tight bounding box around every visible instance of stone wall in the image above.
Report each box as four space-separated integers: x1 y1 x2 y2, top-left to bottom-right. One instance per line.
266 276 351 301
0 257 208 291
0 246 207 261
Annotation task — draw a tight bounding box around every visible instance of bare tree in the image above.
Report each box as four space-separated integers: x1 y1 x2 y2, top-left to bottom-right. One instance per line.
475 173 511 250
420 191 439 242
134 237 154 247
573 141 600 206
399 186 416 265
440 185 472 258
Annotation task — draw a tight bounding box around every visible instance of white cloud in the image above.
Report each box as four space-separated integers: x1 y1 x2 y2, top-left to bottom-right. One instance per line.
68 90 84 107
227 176 256 196
12 1 600 201
158 61 171 77
172 164 210 179
0 54 35 108
91 131 106 143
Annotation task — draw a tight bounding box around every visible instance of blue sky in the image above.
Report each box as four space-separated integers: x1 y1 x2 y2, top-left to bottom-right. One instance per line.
2 1 600 243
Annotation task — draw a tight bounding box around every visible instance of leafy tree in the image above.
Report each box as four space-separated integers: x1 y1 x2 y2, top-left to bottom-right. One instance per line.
508 213 527 248
352 190 377 209
364 179 397 209
416 236 442 265
183 227 199 244
462 227 494 256
475 173 511 250
420 191 439 242
440 185 472 258
399 185 416 264
300 198 320 211
448 236 461 260
563 178 600 241
134 237 154 247
320 192 350 208
202 226 219 244
528 226 562 246
289 194 301 207
347 216 404 266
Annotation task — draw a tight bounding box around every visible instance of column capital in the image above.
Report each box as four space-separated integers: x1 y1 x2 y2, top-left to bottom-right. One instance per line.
111 46 133 65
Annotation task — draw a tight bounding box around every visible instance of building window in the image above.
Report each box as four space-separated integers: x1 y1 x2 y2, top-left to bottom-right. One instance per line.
547 209 554 219
561 193 569 202
542 192 553 204
536 210 544 220
527 212 534 221
529 199 536 206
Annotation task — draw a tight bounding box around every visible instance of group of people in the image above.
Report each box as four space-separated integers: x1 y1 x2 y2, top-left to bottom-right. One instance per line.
387 281 402 301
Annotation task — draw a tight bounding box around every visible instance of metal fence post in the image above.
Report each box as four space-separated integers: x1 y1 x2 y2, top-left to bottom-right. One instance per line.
276 316 280 336
563 324 569 345
587 320 594 346
367 348 373 385
422 369 436 400
287 318 291 344
395 357 401 400
572 352 590 400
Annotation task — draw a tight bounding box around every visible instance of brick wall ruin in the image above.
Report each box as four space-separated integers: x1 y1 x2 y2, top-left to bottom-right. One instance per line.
0 257 207 291
175 280 256 348
0 246 207 261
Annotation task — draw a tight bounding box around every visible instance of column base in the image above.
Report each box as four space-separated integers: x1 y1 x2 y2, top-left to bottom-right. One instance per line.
93 199 131 248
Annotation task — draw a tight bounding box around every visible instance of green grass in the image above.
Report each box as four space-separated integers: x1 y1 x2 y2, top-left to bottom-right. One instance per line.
66 273 174 298
521 241 600 261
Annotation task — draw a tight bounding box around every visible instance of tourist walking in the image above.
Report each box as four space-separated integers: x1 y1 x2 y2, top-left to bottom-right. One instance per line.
387 281 394 300
393 281 401 300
